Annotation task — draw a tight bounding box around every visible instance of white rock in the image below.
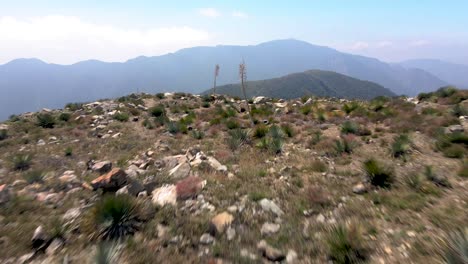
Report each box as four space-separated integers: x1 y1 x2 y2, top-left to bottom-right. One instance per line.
152 184 177 206
261 222 281 236
259 198 284 217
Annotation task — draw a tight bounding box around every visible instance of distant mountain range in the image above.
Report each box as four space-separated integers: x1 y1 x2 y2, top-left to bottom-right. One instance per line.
400 59 468 89
1 39 464 120
204 70 395 100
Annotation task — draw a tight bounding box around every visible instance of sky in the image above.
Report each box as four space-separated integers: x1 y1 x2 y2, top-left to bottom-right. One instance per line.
1 0 467 65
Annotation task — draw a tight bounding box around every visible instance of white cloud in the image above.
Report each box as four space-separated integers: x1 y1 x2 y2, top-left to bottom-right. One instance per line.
232 11 248 18
409 40 430 47
350 41 369 50
198 8 221 18
377 41 393 47
0 16 211 64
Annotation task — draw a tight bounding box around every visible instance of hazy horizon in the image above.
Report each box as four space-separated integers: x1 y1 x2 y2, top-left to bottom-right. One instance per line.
1 0 468 65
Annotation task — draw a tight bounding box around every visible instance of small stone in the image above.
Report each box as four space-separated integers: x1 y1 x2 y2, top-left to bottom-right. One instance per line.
63 208 81 223
286 249 298 263
352 183 367 194
227 205 238 213
261 222 280 236
37 139 46 146
226 226 236 241
199 233 214 245
316 214 325 223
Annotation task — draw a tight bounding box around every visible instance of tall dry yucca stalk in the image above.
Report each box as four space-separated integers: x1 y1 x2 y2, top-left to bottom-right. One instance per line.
212 64 220 96
239 60 253 124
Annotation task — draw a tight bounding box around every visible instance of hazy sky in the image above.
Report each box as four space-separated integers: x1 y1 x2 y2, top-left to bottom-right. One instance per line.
1 0 467 65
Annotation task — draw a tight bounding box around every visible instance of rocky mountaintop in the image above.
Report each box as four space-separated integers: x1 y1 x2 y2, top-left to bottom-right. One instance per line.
0 87 467 263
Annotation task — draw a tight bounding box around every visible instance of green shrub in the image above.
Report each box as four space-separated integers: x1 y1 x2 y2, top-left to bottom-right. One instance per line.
253 125 268 138
257 126 284 154
12 154 32 171
142 118 154 129
149 105 165 117
442 228 468 264
155 93 165 99
363 159 394 188
300 105 312 115
202 102 210 108
391 134 412 158
166 121 187 134
113 112 129 122
452 104 468 117
459 162 468 178
327 223 369 264
334 135 357 155
225 119 240 130
84 195 142 240
0 129 7 141
36 113 56 128
23 170 45 184
65 147 73 157
58 112 71 122
227 129 250 151
424 166 451 188
309 160 328 172
404 173 424 191
191 130 205 140
281 124 295 138
341 121 359 135
343 102 360 114
65 102 83 111
442 145 465 159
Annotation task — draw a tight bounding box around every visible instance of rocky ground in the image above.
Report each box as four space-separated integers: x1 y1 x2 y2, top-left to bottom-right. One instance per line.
0 87 467 263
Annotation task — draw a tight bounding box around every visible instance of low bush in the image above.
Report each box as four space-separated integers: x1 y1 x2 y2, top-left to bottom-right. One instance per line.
149 105 165 117
253 125 268 138
113 112 129 122
0 129 7 141
327 222 369 264
58 112 71 122
391 134 412 158
36 113 56 128
363 159 394 188
441 228 468 264
227 129 250 151
23 170 45 184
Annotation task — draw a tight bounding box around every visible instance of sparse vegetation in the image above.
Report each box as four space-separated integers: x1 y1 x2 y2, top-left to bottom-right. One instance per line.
37 113 56 128
84 195 142 240
363 159 394 188
12 153 32 171
326 222 369 264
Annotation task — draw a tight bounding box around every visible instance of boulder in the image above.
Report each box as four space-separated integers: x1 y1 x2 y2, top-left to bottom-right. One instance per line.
91 161 112 174
259 199 284 217
210 212 234 234
253 96 268 104
261 222 280 236
152 184 177 206
90 168 128 192
169 161 191 179
176 176 206 200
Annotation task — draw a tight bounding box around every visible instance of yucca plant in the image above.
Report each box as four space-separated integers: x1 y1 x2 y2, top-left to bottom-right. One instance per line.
391 134 412 158
334 135 357 155
23 170 45 184
212 64 220 95
85 195 142 240
12 154 32 171
239 60 253 125
341 121 359 135
227 129 250 151
327 222 369 264
95 242 120 264
425 166 451 188
441 228 468 264
363 159 394 188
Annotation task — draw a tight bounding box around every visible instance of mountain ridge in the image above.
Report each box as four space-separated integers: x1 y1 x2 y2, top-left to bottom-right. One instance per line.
0 39 447 119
